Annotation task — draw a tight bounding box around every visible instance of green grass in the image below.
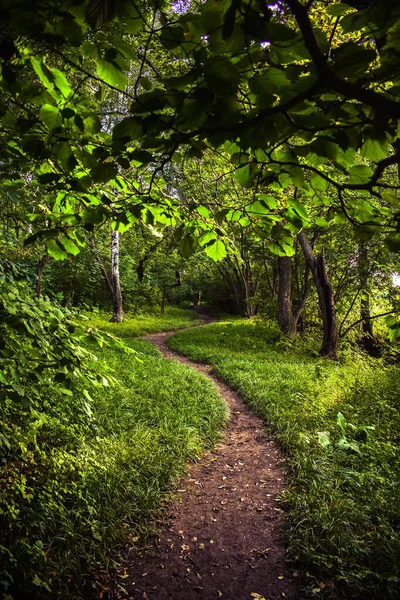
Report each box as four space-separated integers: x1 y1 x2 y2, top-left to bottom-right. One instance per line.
86 306 199 338
169 319 400 599
0 331 227 598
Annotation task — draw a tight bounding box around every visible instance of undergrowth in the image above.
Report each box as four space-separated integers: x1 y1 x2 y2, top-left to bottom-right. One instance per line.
0 316 227 598
169 319 400 599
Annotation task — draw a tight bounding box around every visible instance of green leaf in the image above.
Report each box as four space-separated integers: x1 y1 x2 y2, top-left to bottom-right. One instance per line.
179 234 197 258
361 137 389 162
317 431 331 448
246 200 271 216
90 163 118 183
348 165 373 185
198 231 217 246
326 3 351 16
53 142 77 172
310 174 329 192
47 239 68 260
113 118 142 141
39 104 62 129
197 206 211 218
336 437 361 456
140 76 153 91
205 239 227 261
59 235 80 256
336 412 347 434
258 194 279 209
384 233 400 252
97 60 127 90
61 107 75 120
381 190 399 208
235 164 257 188
84 114 101 134
288 198 308 221
129 149 153 164
59 387 73 396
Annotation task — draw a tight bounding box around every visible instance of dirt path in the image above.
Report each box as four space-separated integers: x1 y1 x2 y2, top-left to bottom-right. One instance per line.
125 316 301 600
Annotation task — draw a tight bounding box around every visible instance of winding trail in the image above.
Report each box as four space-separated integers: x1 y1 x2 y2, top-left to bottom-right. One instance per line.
126 315 301 600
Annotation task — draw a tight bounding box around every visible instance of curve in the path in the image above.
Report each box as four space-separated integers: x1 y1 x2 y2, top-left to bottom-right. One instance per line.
126 324 301 600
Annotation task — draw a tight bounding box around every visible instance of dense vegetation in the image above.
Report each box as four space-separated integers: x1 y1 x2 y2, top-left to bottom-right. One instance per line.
1 0 400 597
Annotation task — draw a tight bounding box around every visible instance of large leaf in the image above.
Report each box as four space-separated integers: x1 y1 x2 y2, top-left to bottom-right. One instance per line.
205 239 227 261
97 59 127 90
39 104 62 129
348 165 374 185
179 234 197 258
361 137 389 162
326 3 351 16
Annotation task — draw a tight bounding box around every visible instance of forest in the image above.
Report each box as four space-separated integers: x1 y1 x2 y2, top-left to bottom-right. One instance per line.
0 0 400 598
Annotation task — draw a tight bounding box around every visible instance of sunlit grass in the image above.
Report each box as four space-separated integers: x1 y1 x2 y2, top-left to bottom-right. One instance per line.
169 319 400 599
86 306 198 337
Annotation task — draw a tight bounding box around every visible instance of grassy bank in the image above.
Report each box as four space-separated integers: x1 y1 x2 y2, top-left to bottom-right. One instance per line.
169 319 400 599
0 314 227 598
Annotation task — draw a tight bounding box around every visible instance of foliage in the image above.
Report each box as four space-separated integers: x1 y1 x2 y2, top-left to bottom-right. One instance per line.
169 320 400 598
0 329 227 598
2 0 400 258
0 262 118 415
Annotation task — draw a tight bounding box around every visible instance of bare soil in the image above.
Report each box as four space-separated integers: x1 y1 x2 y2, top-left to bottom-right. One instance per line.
123 314 302 600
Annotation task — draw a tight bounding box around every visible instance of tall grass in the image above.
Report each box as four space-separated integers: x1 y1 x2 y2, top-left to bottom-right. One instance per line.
0 319 227 598
169 319 400 599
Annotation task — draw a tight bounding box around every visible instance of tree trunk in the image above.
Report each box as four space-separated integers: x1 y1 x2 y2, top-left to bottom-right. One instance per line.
297 230 338 358
36 254 48 298
110 229 123 322
277 255 311 339
90 235 114 299
277 256 296 338
358 243 379 356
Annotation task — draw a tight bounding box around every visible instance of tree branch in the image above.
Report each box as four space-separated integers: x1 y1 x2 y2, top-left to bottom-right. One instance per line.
285 0 400 119
340 310 396 338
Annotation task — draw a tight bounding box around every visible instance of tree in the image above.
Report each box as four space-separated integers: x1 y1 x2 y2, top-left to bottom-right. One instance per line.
297 229 339 358
110 228 123 322
277 253 310 338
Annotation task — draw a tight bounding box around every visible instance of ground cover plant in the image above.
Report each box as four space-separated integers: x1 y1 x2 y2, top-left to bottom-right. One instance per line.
87 306 199 338
169 320 400 599
0 320 227 598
